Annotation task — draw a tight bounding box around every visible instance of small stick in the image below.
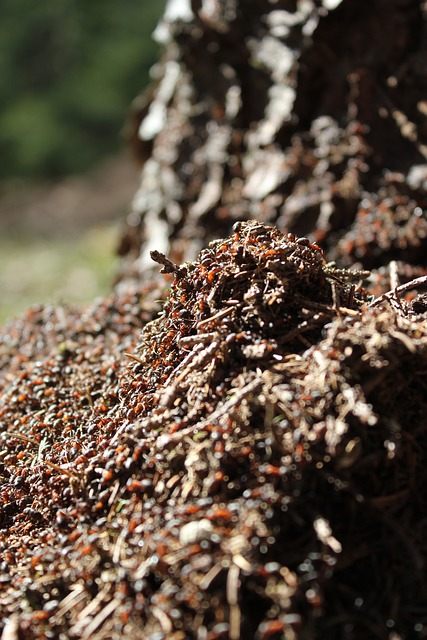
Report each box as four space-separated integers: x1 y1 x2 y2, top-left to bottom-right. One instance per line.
5 432 39 447
369 276 427 307
125 352 145 365
1 615 19 640
389 260 400 291
389 261 406 316
150 250 184 275
178 333 216 346
154 376 263 448
43 460 81 479
227 563 241 640
197 306 235 328
331 281 342 318
347 283 355 309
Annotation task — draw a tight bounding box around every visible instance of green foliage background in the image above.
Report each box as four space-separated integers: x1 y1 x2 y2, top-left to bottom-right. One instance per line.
0 0 165 179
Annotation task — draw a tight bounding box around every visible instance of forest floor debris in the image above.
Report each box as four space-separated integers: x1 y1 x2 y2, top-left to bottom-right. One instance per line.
1 222 427 639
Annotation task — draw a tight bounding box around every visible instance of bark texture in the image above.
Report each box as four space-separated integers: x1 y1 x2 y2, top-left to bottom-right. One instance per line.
119 0 427 281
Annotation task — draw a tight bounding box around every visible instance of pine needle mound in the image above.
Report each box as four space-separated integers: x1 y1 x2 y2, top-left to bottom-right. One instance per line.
1 223 427 639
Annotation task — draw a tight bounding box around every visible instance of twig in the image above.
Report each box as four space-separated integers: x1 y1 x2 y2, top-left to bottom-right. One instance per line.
389 260 400 291
331 281 342 319
178 332 217 347
81 597 121 639
159 340 221 408
154 376 263 449
43 460 81 480
150 250 184 275
125 352 145 365
52 584 86 624
369 276 427 307
1 615 19 640
197 306 235 328
227 563 241 640
5 432 39 447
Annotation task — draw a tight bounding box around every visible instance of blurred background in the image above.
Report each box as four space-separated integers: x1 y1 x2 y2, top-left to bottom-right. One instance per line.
0 0 166 323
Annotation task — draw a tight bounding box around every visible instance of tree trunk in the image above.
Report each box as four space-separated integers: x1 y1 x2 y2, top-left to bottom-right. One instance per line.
119 0 427 283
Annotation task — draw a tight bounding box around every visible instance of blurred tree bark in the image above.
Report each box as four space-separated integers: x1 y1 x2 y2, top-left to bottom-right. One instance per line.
118 0 427 282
